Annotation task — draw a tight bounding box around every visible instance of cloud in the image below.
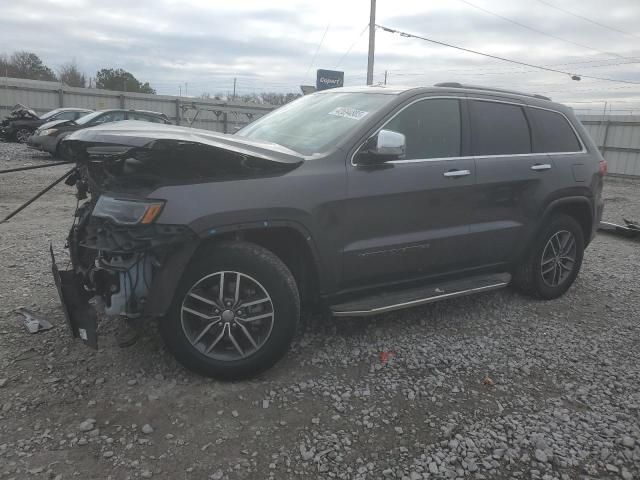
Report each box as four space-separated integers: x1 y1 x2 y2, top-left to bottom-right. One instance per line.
1 0 639 111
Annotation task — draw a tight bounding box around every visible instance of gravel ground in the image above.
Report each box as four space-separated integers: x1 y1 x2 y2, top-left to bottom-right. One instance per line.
0 141 639 480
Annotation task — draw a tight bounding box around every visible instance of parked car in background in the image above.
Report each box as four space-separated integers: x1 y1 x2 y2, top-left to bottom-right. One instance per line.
27 109 171 157
0 106 93 143
53 83 605 379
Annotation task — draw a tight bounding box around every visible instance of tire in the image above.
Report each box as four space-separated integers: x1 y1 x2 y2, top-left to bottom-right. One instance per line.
160 241 300 379
15 128 32 144
513 213 585 299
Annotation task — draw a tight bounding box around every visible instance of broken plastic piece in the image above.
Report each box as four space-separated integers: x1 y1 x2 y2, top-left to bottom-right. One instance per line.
16 308 54 334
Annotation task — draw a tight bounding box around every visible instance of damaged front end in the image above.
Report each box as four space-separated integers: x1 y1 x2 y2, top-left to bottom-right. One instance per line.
51 177 198 348
52 122 302 349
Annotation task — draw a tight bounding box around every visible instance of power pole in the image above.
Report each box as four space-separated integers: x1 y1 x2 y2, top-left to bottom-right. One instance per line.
185 82 188 97
366 0 376 85
233 78 237 100
384 70 388 85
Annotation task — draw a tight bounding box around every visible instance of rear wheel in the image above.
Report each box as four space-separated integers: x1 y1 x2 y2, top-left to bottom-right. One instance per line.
513 214 584 299
15 128 32 143
160 241 300 379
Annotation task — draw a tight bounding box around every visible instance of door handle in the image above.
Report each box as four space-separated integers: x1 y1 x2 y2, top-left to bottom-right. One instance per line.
443 169 471 178
531 163 552 171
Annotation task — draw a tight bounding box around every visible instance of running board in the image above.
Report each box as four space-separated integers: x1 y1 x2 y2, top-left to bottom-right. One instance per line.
330 273 511 317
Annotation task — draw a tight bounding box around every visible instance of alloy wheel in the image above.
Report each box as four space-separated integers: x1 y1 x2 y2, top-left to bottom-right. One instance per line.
540 230 576 287
16 129 31 143
180 271 275 361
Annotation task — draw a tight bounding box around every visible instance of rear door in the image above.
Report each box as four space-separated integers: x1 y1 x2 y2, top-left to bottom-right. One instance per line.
467 98 554 268
343 96 476 287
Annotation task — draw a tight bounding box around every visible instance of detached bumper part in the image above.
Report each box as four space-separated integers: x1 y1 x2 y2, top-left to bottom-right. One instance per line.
50 246 98 349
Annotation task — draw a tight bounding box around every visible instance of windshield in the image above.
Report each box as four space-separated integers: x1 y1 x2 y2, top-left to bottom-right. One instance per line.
236 92 394 154
75 111 105 125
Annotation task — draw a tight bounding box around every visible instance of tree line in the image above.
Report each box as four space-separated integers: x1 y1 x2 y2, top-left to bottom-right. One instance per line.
0 51 156 94
1 50 303 105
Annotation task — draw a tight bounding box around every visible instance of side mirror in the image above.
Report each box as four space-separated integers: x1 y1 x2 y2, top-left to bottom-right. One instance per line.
358 129 406 165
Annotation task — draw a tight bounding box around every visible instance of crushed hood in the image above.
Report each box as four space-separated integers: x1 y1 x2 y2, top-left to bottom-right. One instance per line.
60 121 305 194
63 120 304 165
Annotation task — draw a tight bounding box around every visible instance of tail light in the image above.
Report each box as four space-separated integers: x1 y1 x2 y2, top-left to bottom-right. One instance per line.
599 159 608 176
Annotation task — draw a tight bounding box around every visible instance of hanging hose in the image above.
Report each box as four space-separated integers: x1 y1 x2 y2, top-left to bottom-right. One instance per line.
0 167 76 224
0 161 74 175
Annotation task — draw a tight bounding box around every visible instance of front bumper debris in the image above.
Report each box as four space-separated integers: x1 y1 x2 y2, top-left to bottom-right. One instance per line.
51 245 98 349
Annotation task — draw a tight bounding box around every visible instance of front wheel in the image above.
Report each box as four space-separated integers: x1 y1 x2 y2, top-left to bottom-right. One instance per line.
160 241 300 379
513 214 585 299
15 128 32 143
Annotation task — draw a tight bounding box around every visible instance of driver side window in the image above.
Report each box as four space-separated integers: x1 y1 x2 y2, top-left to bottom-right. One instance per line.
385 98 461 160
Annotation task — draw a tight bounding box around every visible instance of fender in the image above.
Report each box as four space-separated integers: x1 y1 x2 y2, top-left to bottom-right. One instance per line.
517 195 594 260
143 219 328 318
541 195 594 220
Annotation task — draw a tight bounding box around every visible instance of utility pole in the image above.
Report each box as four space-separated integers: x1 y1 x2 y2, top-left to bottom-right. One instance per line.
366 0 376 85
233 78 237 100
179 85 182 96
185 82 188 97
384 70 388 85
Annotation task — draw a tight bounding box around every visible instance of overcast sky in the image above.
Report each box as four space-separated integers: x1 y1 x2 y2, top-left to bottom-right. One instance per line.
2 0 640 112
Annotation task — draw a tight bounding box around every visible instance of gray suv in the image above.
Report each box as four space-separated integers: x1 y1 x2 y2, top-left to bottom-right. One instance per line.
53 83 605 379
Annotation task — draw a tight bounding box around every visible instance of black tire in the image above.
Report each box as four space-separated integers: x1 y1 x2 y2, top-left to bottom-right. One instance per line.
160 241 300 379
513 213 585 299
15 128 32 144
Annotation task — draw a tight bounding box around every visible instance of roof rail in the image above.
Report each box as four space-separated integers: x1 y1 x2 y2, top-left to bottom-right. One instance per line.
434 82 551 101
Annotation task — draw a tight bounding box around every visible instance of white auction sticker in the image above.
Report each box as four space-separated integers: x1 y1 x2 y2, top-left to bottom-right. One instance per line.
328 107 369 120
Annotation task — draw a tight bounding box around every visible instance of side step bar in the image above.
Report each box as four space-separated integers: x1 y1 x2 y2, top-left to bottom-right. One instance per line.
330 273 511 317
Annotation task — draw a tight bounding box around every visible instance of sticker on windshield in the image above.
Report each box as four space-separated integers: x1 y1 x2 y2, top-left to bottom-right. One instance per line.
328 107 369 120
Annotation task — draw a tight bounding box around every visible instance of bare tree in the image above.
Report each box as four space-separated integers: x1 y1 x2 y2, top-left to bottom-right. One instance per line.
9 51 56 81
59 60 86 87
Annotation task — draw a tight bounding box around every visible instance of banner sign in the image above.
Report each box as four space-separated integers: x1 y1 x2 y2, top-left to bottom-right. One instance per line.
316 69 344 91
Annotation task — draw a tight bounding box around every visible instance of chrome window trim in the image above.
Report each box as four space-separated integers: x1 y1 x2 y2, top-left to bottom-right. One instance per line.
350 95 587 167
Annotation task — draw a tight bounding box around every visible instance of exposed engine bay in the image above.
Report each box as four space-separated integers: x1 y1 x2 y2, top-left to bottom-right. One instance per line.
51 122 303 348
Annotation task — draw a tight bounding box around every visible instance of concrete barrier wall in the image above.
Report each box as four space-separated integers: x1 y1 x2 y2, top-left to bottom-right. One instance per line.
0 77 275 133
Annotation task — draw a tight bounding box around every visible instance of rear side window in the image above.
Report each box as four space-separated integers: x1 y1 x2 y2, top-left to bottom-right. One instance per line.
529 108 582 153
384 98 461 159
469 100 531 155
55 111 79 120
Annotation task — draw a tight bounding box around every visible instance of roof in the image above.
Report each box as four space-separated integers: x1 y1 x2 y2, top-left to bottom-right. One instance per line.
317 83 558 106
96 108 167 116
50 107 94 111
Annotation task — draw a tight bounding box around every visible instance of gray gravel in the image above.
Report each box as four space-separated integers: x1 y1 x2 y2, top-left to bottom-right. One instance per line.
0 141 639 479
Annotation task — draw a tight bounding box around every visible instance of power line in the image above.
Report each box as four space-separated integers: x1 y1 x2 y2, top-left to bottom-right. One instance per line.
457 0 632 60
335 24 369 68
535 0 640 40
388 56 640 77
304 21 331 82
389 60 640 80
376 24 640 85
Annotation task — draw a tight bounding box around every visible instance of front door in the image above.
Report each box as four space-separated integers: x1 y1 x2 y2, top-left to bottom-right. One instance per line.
342 97 476 288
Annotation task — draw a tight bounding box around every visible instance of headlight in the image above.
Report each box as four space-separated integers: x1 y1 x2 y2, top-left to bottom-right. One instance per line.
41 128 58 136
93 196 165 225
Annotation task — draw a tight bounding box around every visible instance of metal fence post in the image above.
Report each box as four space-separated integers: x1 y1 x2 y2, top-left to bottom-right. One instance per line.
175 98 181 125
223 112 228 134
601 120 611 156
